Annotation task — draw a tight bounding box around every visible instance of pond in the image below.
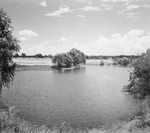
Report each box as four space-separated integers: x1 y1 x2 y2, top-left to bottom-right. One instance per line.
1 65 138 129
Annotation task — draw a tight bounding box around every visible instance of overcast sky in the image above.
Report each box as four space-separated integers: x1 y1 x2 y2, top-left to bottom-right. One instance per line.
1 0 150 55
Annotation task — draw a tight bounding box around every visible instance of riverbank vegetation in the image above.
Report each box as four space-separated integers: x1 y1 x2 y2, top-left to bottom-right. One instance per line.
1 104 150 133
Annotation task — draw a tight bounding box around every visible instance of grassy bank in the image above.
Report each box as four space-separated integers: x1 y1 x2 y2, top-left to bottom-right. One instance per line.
1 105 150 133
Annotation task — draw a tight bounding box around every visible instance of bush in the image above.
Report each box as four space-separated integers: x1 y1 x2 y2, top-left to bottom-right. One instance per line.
52 49 86 69
113 57 130 66
123 49 150 100
100 60 104 66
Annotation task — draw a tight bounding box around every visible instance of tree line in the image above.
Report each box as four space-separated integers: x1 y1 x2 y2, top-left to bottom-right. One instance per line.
13 53 53 58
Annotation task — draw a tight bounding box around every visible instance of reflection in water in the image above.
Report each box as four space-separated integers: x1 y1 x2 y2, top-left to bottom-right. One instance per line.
2 65 137 129
55 66 86 74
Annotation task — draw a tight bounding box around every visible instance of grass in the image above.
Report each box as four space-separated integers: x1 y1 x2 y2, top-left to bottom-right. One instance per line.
1 104 150 133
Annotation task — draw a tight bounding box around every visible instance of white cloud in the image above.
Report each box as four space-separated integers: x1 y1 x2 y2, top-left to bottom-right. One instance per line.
19 37 28 41
100 3 114 10
102 0 132 2
142 4 150 8
57 37 72 42
19 30 38 38
39 0 47 7
89 30 148 55
20 30 150 56
82 6 100 11
45 5 72 17
117 9 139 20
76 0 92 5
76 14 85 18
126 5 140 10
125 13 139 20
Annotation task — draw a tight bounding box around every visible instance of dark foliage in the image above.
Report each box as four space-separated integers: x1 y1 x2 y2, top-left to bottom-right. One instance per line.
0 8 20 92
123 49 150 100
52 48 86 69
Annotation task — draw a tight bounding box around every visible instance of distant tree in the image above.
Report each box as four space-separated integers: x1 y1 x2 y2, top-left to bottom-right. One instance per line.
52 49 86 69
21 53 26 58
52 53 73 69
68 48 86 66
0 8 20 94
100 60 104 66
124 49 150 100
13 53 19 58
113 57 130 66
120 57 130 66
48 54 53 59
35 53 43 58
63 53 73 68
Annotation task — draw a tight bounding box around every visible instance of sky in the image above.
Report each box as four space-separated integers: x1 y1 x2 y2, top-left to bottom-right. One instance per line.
0 0 150 55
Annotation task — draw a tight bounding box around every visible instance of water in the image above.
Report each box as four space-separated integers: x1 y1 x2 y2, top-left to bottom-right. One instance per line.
1 65 137 129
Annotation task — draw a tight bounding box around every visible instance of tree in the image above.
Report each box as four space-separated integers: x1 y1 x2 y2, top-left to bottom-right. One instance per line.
63 53 73 68
0 8 20 94
35 53 43 58
123 49 150 100
52 49 86 69
68 48 86 66
13 53 19 58
21 53 26 58
52 53 73 69
48 54 53 59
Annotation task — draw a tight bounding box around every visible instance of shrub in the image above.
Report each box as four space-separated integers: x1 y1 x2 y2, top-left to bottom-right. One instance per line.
100 60 104 66
123 49 150 100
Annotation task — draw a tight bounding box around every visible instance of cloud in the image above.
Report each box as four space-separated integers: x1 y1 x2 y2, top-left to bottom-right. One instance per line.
117 9 139 20
125 12 139 19
19 37 28 41
20 30 150 56
76 14 85 18
76 0 92 5
57 37 72 42
82 6 100 11
118 10 140 20
142 4 150 8
126 5 140 10
45 5 72 17
89 30 148 55
102 0 132 2
39 0 47 7
100 3 114 10
19 30 38 38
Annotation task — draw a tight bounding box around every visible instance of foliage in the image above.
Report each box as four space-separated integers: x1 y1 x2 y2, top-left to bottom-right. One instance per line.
13 53 19 58
52 53 73 69
0 8 20 92
21 53 26 58
52 48 86 69
113 57 130 66
68 48 86 66
1 106 150 133
35 53 43 58
123 49 150 100
100 60 104 66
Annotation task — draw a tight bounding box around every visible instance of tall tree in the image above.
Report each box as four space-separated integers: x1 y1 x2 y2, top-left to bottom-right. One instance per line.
0 8 20 94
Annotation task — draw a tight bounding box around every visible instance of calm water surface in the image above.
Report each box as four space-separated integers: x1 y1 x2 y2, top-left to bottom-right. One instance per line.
2 65 137 129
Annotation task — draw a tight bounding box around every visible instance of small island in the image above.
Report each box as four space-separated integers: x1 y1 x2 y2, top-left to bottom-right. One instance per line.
51 48 86 70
